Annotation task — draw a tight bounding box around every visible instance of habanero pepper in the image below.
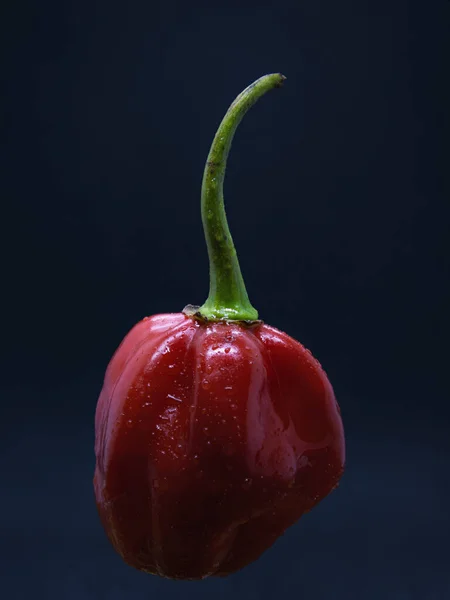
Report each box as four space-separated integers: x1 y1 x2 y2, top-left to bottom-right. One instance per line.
94 73 345 580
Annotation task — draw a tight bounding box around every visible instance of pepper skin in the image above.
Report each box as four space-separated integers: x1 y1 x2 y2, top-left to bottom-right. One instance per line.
94 313 344 579
94 74 345 579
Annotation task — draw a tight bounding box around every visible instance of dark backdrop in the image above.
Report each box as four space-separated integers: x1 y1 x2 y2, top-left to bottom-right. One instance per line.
1 1 449 598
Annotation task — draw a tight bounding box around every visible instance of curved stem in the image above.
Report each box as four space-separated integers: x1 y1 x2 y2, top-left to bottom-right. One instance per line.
198 73 286 321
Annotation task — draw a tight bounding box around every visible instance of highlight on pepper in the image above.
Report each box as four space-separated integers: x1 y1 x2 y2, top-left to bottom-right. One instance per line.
94 73 345 580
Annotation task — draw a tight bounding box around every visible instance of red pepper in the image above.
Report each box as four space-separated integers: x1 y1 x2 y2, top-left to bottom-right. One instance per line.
94 74 345 580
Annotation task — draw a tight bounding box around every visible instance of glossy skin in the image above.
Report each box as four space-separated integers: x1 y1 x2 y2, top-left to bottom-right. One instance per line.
94 313 345 580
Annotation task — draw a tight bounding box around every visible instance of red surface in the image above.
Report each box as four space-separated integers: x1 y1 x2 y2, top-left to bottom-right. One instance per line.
94 313 345 579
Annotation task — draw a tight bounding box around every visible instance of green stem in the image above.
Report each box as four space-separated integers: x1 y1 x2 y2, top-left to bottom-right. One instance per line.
198 73 286 321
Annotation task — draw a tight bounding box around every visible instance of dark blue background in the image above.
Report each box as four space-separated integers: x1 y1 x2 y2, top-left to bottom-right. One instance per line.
1 0 449 598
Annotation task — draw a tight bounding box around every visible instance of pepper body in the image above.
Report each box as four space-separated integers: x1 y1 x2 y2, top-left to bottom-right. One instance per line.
94 312 344 579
